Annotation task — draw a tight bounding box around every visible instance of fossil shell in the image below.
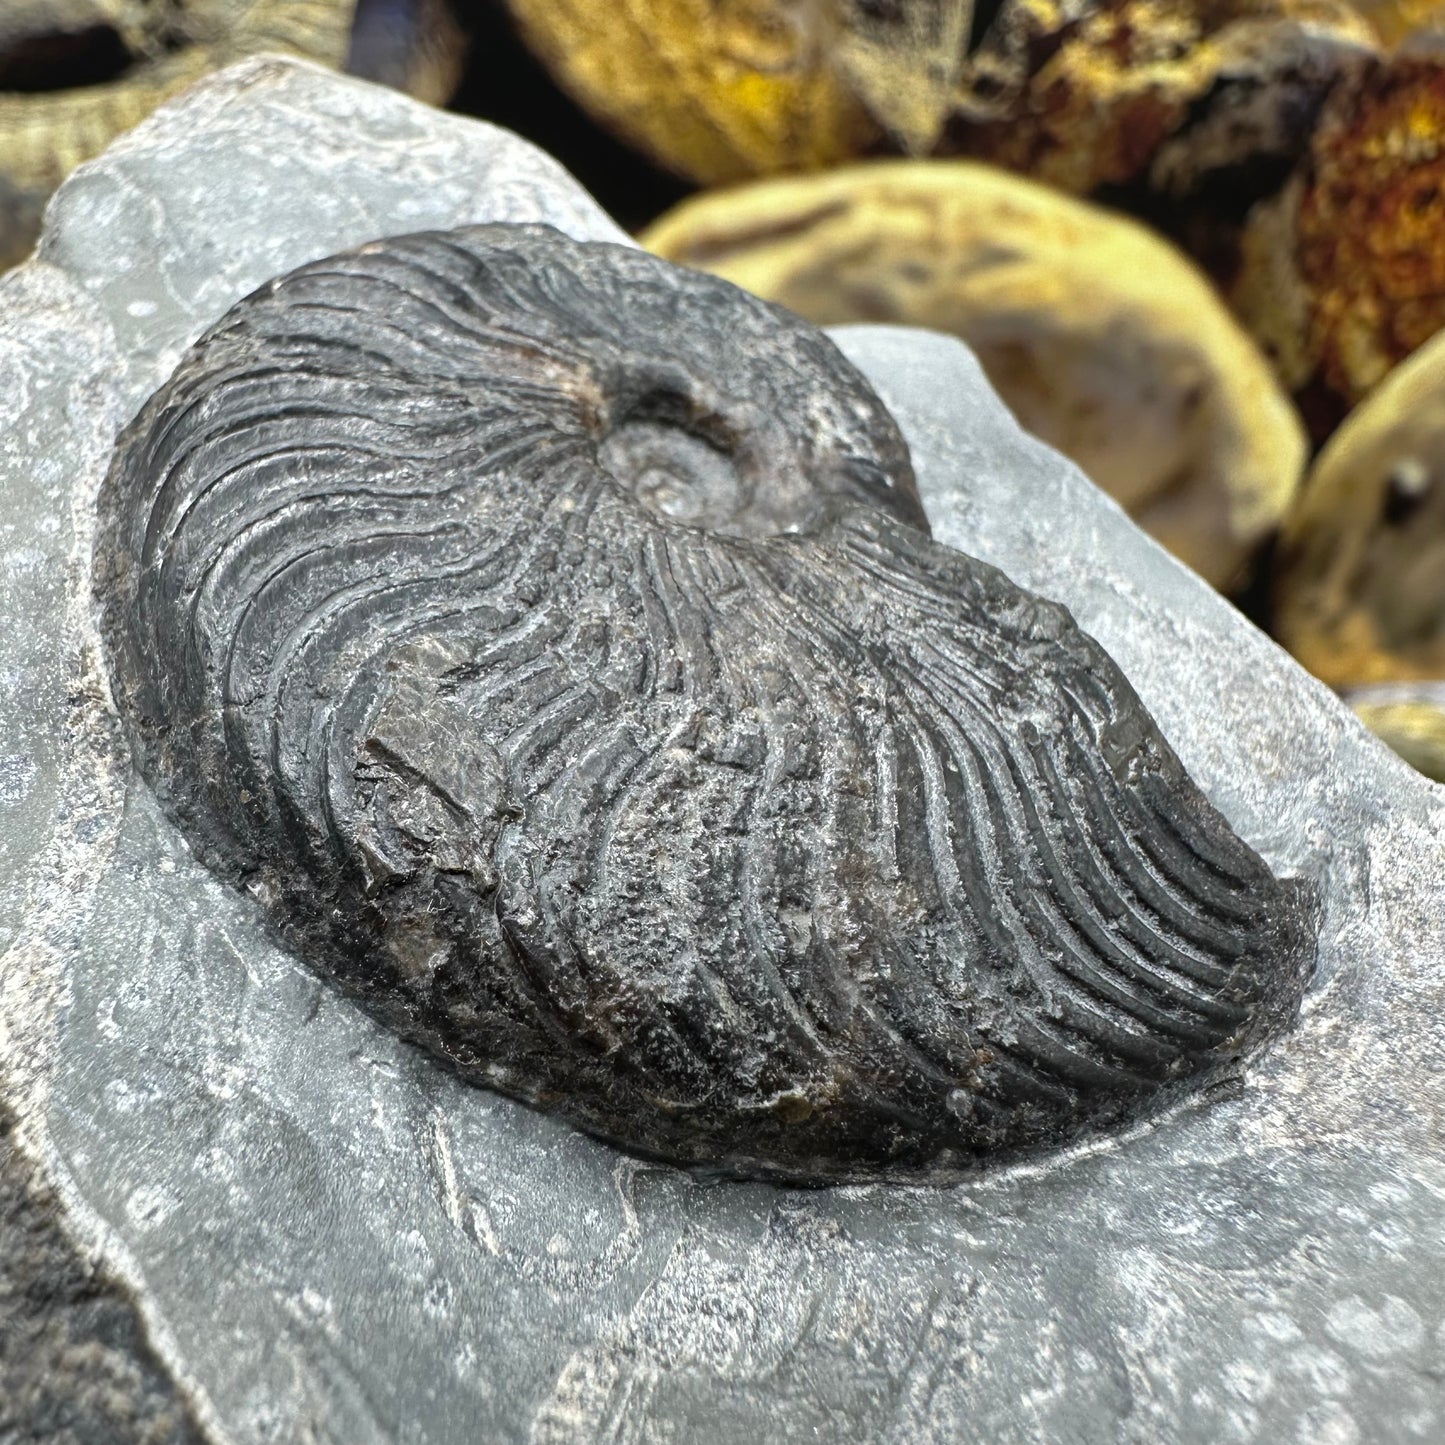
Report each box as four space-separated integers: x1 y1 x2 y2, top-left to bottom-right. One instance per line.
95 224 1315 1183
1275 322 1445 688
643 161 1307 591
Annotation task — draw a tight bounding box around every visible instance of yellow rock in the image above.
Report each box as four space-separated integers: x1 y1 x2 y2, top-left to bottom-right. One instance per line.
644 160 1306 589
1276 323 1445 686
503 0 890 184
1346 686 1445 781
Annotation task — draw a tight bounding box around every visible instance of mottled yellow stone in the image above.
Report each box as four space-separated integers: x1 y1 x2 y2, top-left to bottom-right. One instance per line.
1276 322 1445 686
503 0 887 183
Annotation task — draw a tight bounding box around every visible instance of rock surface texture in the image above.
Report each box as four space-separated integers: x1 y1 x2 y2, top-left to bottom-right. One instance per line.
1 55 1443 1445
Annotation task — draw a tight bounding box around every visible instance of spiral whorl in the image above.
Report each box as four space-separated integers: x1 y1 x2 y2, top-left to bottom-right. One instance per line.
95 225 1314 1183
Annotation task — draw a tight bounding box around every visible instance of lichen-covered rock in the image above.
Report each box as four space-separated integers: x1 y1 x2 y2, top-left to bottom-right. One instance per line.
645 161 1306 589
1234 47 1445 424
3 54 1444 1445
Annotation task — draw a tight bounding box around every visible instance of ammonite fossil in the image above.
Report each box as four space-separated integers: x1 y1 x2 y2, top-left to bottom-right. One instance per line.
643 161 1306 591
95 225 1315 1184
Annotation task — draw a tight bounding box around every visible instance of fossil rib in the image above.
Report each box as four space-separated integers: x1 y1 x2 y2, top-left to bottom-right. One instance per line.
95 224 1315 1183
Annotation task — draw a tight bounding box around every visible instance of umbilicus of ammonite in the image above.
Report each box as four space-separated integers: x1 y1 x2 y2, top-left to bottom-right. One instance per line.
643 160 1306 591
94 224 1315 1184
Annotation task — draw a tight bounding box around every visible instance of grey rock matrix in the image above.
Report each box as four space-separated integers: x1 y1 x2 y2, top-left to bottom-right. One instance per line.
1 55 1442 1445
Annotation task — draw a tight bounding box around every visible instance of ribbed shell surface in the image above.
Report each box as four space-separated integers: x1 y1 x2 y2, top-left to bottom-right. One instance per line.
95 225 1315 1183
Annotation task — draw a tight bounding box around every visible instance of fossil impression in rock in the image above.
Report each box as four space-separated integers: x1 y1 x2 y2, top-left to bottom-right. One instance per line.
643 161 1306 591
95 225 1315 1183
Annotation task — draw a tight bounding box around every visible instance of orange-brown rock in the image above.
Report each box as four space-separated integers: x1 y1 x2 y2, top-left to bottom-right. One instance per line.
951 0 1376 202
1234 49 1445 418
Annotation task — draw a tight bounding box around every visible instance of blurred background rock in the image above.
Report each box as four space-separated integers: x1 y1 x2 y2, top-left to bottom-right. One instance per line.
5 0 1445 779
644 160 1307 591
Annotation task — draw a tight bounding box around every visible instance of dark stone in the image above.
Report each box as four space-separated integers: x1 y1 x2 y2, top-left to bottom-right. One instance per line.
0 1102 207 1445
